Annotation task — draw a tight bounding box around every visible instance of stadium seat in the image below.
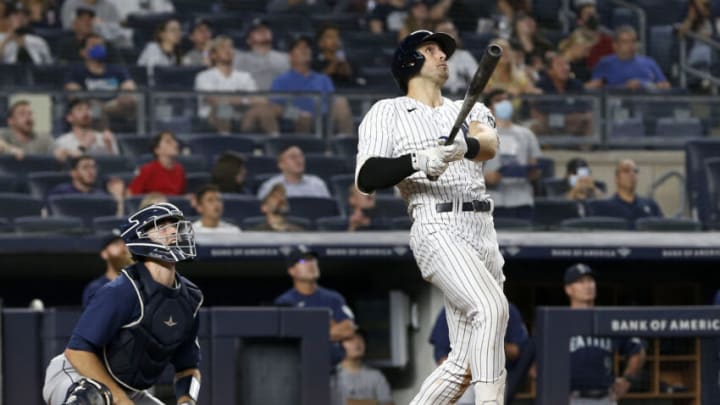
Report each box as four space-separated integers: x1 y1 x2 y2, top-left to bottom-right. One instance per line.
391 216 412 230
634 217 703 231
116 134 152 156
304 155 351 183
174 0 218 13
222 194 262 223
535 156 556 179
127 65 150 88
311 13 361 31
459 32 495 53
532 0 563 28
358 66 398 91
654 117 704 137
94 155 136 176
186 172 212 194
374 195 407 218
30 65 69 89
0 155 62 177
92 215 126 233
611 7 639 30
315 216 348 231
0 173 18 192
610 117 646 138
343 32 395 50
330 136 358 158
186 135 256 166
685 140 720 225
245 155 278 175
13 216 87 235
493 217 533 231
240 215 312 230
48 195 118 226
647 25 677 80
152 66 206 90
542 178 569 198
166 196 196 216
288 197 340 221
0 217 11 233
560 217 630 231
329 174 394 216
532 198 583 229
27 172 71 199
637 0 686 26
704 157 720 227
0 193 44 219
263 136 326 156
585 198 619 217
261 13 312 33
0 64 30 88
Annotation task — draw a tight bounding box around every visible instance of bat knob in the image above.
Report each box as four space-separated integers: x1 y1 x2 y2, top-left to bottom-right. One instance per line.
488 43 503 57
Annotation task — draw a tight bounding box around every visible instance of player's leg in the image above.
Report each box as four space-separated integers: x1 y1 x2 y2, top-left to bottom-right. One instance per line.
43 354 82 405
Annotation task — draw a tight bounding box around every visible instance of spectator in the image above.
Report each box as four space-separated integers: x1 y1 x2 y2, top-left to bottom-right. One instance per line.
485 38 541 97
81 229 132 308
586 26 671 90
252 183 306 232
607 159 663 225
483 89 542 221
558 29 595 82
434 18 478 94
48 155 125 215
367 0 407 34
257 145 331 199
233 18 289 91
564 263 646 403
60 0 129 47
430 303 532 404
575 0 613 71
211 151 251 194
181 18 213 67
492 0 532 39
0 3 53 64
427 0 493 33
128 130 186 196
138 192 167 209
106 0 174 22
398 0 432 41
347 185 382 231
57 8 122 64
564 157 605 201
532 52 593 136
267 0 332 13
312 24 354 88
22 0 60 29
195 36 278 135
511 11 552 71
270 36 354 135
337 329 394 405
64 33 138 125
275 245 357 367
136 18 182 71
677 0 715 89
0 100 54 159
191 184 241 235
54 99 119 163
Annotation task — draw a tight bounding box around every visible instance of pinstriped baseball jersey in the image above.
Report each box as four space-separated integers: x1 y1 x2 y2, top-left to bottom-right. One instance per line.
356 96 496 221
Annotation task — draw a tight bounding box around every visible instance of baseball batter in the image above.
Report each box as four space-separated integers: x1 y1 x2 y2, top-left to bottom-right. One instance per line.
355 30 508 404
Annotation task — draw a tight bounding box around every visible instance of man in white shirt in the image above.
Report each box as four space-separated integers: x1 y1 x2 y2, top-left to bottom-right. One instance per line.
192 184 242 234
233 18 289 91
54 98 119 163
434 18 478 95
0 4 53 64
257 145 330 199
195 35 278 135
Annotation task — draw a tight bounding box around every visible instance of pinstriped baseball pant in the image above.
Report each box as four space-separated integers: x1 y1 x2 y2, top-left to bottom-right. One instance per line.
409 211 509 405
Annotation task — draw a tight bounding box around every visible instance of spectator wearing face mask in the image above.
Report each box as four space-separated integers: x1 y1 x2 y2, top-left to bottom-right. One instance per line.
564 157 606 201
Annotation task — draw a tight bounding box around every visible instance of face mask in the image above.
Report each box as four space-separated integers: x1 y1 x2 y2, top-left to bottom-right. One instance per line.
494 100 514 121
569 175 578 187
585 14 599 30
88 44 107 61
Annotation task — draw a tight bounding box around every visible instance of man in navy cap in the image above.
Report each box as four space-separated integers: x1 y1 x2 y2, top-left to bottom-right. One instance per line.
81 229 132 307
564 263 646 405
275 245 356 366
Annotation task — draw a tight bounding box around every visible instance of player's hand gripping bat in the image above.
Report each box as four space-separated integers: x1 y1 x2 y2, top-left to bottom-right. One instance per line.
428 43 503 181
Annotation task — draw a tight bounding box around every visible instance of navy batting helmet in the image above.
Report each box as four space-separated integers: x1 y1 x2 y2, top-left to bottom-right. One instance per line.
120 202 196 263
63 378 113 405
391 29 456 93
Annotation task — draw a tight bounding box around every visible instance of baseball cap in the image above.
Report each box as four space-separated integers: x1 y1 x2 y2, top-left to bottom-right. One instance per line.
286 245 318 268
99 228 123 250
75 6 96 18
563 263 595 285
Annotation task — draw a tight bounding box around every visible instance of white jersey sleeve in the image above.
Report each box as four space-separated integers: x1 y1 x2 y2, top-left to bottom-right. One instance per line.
456 100 496 129
355 99 397 185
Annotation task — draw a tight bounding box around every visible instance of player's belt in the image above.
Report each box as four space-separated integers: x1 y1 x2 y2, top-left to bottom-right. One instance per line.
571 389 610 399
435 199 492 213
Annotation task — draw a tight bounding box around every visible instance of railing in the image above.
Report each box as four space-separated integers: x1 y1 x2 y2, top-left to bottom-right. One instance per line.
678 28 720 93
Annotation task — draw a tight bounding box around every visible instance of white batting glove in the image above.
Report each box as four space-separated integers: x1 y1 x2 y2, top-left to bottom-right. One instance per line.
438 134 467 162
412 147 449 177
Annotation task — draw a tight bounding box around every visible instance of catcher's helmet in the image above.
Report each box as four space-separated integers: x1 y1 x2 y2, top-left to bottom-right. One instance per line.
63 378 113 405
120 202 196 263
391 30 456 93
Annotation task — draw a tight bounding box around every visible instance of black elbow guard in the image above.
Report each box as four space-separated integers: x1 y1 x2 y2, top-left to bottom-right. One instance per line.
464 137 480 160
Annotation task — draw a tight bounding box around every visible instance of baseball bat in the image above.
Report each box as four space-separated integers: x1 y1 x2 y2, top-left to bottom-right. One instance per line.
428 43 503 181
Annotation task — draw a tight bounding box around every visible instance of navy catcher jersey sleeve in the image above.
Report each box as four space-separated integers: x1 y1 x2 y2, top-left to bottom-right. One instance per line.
171 317 201 371
619 336 646 356
429 308 450 363
505 303 529 346
67 278 139 352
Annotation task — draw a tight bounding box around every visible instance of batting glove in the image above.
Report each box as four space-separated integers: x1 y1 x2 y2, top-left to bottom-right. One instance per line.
412 147 449 177
438 134 467 162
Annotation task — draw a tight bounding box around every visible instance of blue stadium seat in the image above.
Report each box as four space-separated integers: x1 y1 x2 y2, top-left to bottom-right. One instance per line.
260 13 312 33
116 134 152 156
493 217 533 231
685 140 720 225
0 173 18 192
585 198 619 217
0 64 30 88
532 198 583 229
610 117 646 138
0 193 44 219
358 66 397 91
127 65 150 88
263 136 327 156
635 217 703 231
330 136 358 158
186 172 212 194
94 155 136 176
221 193 262 222
637 0 687 26
0 155 62 177
535 156 556 178
30 65 69 89
560 216 630 231
288 197 340 221
343 32 395 49
27 172 71 199
304 155 351 183
240 215 312 230
315 216 348 231
311 13 361 31
174 0 218 13
152 66 206 90
13 216 87 235
391 216 412 230
48 195 118 226
542 178 569 198
186 135 256 167
220 0 267 12
459 32 495 53
704 157 720 227
374 195 407 218
647 25 677 80
654 117 703 137
611 7 639 30
92 215 127 234
533 0 562 28
0 217 11 232
245 155 278 176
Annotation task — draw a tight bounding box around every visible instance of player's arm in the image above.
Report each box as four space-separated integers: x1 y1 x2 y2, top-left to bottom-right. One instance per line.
466 121 498 162
330 318 357 342
174 368 201 405
612 340 646 399
64 348 134 404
